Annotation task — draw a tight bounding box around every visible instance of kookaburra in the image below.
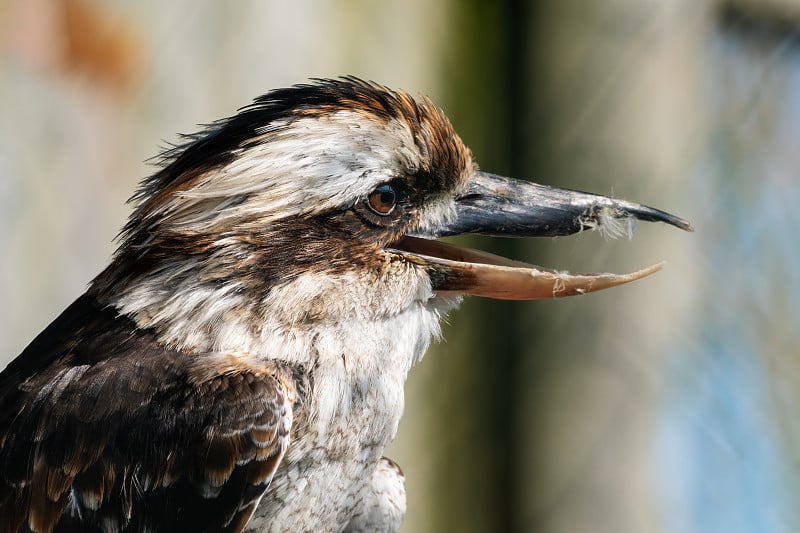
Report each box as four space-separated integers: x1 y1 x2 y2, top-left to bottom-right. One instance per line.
0 77 692 533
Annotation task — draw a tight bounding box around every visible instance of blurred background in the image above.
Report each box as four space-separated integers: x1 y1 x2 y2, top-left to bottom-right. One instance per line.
1 0 799 532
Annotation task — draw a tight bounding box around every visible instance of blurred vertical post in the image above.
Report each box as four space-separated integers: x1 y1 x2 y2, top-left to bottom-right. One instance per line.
395 1 528 531
395 1 706 531
514 1 707 533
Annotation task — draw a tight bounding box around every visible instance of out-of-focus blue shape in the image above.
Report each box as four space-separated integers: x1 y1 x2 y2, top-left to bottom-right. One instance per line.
659 23 800 533
660 334 790 533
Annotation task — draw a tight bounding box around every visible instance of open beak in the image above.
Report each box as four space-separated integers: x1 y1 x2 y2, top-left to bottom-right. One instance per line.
389 171 693 300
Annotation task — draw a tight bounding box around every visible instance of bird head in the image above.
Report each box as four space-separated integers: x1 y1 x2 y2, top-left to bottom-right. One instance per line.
93 77 691 354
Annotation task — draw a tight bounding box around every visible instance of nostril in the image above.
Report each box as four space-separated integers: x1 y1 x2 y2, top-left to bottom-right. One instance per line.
454 192 481 202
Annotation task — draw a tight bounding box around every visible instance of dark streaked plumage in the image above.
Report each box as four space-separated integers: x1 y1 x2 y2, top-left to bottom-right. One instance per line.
0 77 691 533
0 295 295 533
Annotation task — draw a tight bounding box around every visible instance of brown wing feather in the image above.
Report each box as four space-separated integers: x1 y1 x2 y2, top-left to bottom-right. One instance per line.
0 295 294 533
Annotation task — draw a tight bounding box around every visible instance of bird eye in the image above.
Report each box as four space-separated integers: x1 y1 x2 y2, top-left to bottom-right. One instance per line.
367 184 397 215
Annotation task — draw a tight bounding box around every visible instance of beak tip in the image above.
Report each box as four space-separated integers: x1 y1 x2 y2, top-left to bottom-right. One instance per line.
642 260 667 276
665 215 694 233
